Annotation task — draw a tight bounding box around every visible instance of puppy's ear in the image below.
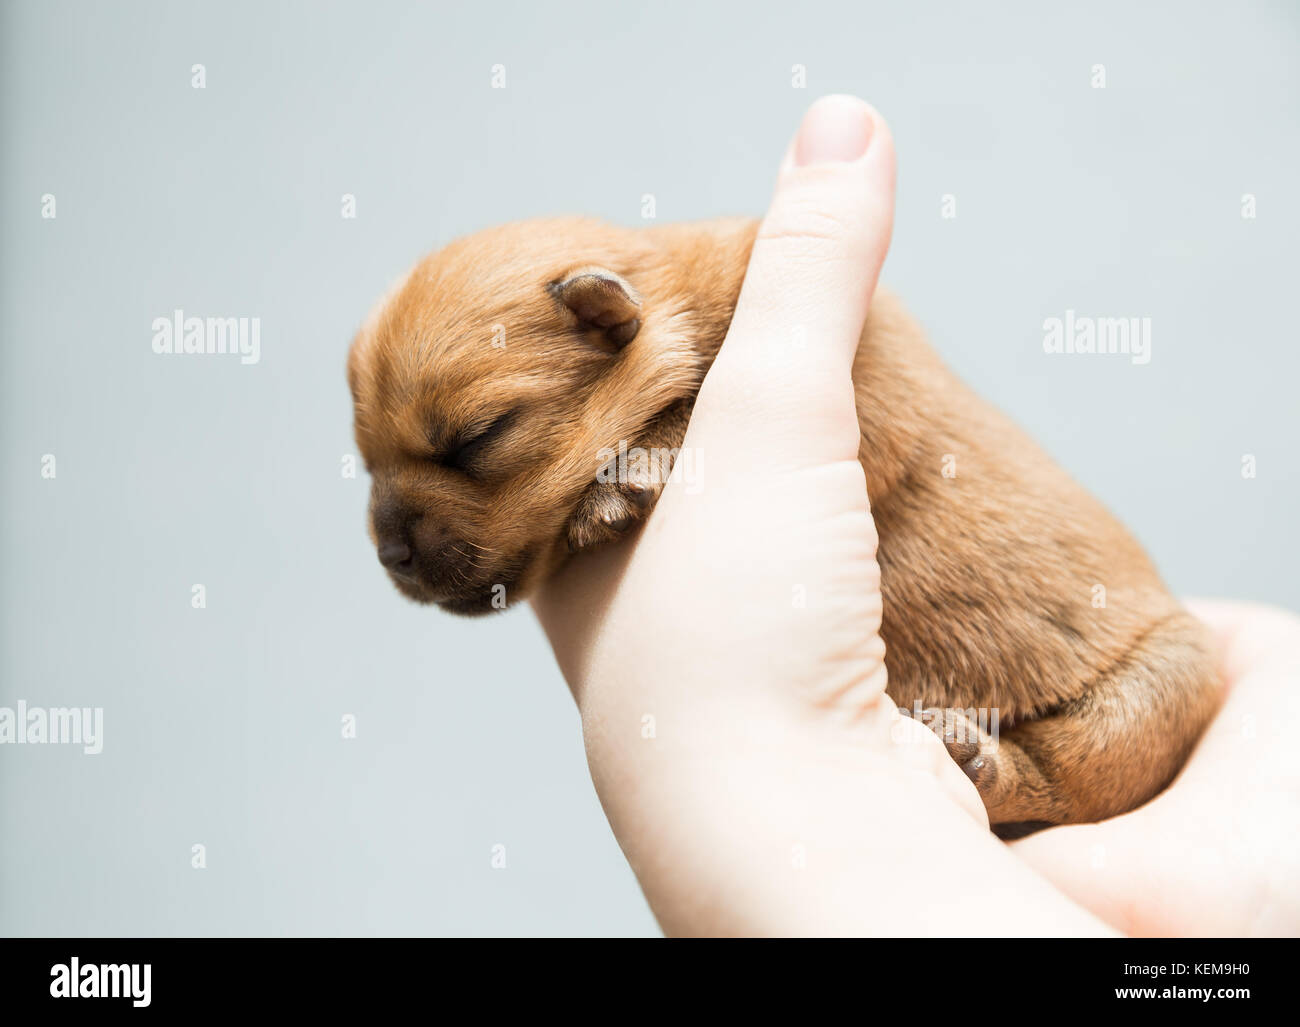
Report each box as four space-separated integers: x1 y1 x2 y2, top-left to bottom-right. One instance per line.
550 268 641 349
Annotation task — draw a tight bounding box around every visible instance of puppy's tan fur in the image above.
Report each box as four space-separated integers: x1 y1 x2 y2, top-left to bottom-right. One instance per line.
349 217 1221 831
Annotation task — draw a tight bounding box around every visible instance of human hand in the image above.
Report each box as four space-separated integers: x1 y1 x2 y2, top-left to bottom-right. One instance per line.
532 95 1110 937
1012 599 1300 936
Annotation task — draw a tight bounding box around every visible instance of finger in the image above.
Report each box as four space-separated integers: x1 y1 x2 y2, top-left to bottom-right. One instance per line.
688 95 896 467
1183 598 1300 684
1009 820 1149 935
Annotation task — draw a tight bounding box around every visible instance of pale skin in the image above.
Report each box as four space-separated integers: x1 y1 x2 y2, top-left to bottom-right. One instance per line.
532 95 1300 936
1013 598 1300 935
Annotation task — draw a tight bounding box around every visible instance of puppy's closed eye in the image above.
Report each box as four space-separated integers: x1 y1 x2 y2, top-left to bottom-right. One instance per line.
442 409 516 474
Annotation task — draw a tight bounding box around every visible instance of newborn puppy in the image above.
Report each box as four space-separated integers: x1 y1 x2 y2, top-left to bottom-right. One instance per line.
348 216 1221 832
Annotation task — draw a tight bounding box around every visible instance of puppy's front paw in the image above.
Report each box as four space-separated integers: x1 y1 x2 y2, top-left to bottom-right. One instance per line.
566 459 665 553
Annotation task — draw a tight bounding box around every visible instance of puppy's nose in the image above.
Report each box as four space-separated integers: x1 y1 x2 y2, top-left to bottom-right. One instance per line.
377 540 413 573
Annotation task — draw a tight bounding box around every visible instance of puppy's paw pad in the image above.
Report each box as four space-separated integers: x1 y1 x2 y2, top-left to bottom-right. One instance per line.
959 752 998 793
917 707 999 793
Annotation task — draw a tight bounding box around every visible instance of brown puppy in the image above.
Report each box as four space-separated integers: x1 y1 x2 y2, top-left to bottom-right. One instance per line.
348 216 1221 833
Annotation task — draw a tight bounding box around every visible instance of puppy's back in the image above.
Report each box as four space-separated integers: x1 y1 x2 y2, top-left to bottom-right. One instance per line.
852 289 1213 721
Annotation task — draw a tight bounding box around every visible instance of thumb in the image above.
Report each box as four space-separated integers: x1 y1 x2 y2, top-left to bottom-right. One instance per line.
689 95 896 469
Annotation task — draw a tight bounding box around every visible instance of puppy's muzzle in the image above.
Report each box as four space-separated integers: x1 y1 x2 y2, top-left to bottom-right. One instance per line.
372 500 477 599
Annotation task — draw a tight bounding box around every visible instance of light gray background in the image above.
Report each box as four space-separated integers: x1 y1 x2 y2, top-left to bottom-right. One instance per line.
2 0 1296 936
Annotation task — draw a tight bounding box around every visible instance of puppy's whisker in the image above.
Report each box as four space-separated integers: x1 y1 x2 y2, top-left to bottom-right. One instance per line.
447 545 483 588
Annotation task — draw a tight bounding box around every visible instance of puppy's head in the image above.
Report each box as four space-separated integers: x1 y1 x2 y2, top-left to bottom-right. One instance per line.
347 217 751 615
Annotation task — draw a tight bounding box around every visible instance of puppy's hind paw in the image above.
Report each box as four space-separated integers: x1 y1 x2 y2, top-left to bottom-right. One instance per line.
914 706 1001 796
